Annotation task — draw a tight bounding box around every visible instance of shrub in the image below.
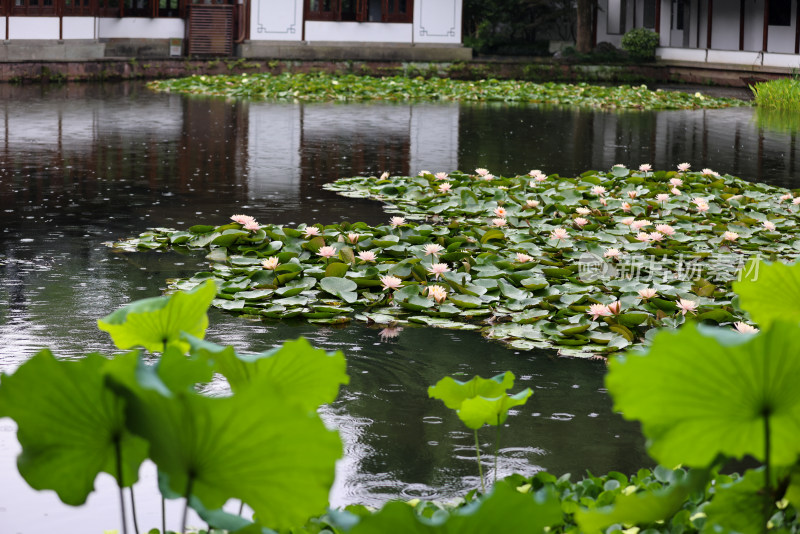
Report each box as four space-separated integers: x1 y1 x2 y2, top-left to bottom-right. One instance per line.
751 77 800 111
621 28 660 61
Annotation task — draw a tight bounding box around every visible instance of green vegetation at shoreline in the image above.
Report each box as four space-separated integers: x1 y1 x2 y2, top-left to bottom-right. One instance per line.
147 72 747 110
752 77 800 111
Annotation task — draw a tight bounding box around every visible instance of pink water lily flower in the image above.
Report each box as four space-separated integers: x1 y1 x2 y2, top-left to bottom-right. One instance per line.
636 232 651 242
576 207 591 215
702 168 719 177
621 202 632 212
656 193 670 203
304 226 321 237
491 218 507 227
587 303 612 320
607 300 622 315
526 199 540 208
516 252 533 263
243 220 261 232
604 247 621 258
677 298 698 315
380 171 390 180
231 214 256 226
318 246 337 259
482 174 494 181
592 186 606 196
763 220 776 231
493 206 507 218
638 288 657 300
529 169 547 181
621 217 635 226
574 217 589 227
347 232 360 244
639 163 652 172
438 182 452 193
722 231 739 242
427 284 448 303
428 262 450 279
380 275 402 290
655 224 675 236
695 201 709 212
627 190 637 199
358 250 377 262
649 232 664 242
671 187 682 195
434 172 449 180
733 322 759 334
261 256 279 270
793 197 800 205
677 162 691 172
600 197 608 207
390 216 406 227
423 243 444 256
418 170 431 176
550 227 569 240
475 167 490 176
670 177 684 186
630 219 651 231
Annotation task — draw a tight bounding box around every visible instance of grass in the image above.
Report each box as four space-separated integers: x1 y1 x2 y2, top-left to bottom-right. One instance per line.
751 76 800 111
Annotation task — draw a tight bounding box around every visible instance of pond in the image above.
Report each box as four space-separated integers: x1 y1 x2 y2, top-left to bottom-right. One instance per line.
0 81 794 533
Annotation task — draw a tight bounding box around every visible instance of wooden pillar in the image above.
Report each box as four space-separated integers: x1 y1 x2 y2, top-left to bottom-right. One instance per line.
655 0 662 42
739 0 745 50
592 0 598 49
706 0 713 48
795 0 800 53
763 0 769 51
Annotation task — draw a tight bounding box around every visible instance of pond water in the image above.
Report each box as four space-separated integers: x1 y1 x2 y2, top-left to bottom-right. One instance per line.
0 82 795 534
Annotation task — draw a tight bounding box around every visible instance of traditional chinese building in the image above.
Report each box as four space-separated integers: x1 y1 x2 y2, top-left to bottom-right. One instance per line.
0 0 469 60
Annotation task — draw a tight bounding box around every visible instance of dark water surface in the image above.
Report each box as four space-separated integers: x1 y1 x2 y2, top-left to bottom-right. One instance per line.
0 82 796 533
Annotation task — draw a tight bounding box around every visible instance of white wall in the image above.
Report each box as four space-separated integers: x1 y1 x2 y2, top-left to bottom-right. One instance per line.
0 18 5 40
305 21 411 43
8 17 60 39
767 0 797 54
709 2 739 51
250 0 302 41
414 0 461 44
409 104 458 176
98 18 183 39
247 104 301 197
63 17 96 39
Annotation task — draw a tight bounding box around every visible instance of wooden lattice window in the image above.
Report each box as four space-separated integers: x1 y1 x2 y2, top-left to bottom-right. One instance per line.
10 0 56 16
305 0 413 23
62 0 94 16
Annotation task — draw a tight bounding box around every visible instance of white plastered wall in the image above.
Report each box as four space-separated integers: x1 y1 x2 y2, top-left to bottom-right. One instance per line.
63 17 96 39
98 18 183 38
0 18 5 40
767 0 797 54
8 17 60 39
250 0 303 41
414 0 461 44
709 2 739 51
305 21 411 42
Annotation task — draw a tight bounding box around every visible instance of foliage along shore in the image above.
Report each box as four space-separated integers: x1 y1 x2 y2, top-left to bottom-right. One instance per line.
146 72 747 110
111 164 794 357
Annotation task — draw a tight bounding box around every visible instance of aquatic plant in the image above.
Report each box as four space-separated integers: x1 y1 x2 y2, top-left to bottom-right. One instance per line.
0 282 349 534
752 76 800 111
428 372 532 492
147 73 747 110
112 165 800 357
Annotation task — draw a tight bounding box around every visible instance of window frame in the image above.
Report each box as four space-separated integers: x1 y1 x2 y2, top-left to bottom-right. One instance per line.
304 0 412 23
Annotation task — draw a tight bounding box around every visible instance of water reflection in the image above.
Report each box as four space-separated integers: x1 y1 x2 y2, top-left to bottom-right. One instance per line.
0 82 796 533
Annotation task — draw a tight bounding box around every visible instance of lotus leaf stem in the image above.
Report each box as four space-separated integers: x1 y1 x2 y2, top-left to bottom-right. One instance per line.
764 413 772 534
494 415 500 486
181 474 194 534
474 429 485 494
162 497 166 534
129 486 140 534
114 437 129 534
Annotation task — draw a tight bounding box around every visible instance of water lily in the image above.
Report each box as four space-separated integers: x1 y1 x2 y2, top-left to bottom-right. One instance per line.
549 227 569 241
426 284 448 303
763 220 776 231
587 303 612 320
418 170 431 176
231 214 256 225
243 220 261 232
379 325 403 340
529 169 547 182
434 172 448 180
591 185 606 196
639 163 652 173
630 219 651 231
613 164 627 169
515 252 533 263
701 168 718 176
475 168 489 177
676 298 698 315
793 197 800 206
638 288 657 300
621 202 632 212
722 231 739 242
599 197 608 207
303 226 320 237
427 262 450 279
317 246 337 259
423 243 444 256
677 162 691 172
390 216 406 227
482 174 494 181
380 171 390 180
438 182 452 193
526 199 540 208
603 247 621 259
347 232 360 244
733 322 759 334
621 217 635 226
380 275 402 290
357 250 376 262
576 207 591 216
656 193 670 203
261 256 279 270
627 191 637 199
649 231 664 242
780 194 793 202
670 177 684 186
492 218 507 227
493 206 507 218
607 300 622 315
671 187 681 195
636 232 651 242
574 217 589 227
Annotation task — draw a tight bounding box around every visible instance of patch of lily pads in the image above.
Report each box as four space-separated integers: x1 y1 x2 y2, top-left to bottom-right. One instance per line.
111 163 797 357
147 72 747 110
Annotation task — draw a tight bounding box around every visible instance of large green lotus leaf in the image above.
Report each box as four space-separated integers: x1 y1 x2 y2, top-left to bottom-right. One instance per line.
575 468 710 533
733 259 800 328
703 469 770 534
606 322 800 468
456 388 533 429
110 364 342 531
184 334 349 410
0 349 148 505
97 280 217 353
428 372 515 410
343 482 561 534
